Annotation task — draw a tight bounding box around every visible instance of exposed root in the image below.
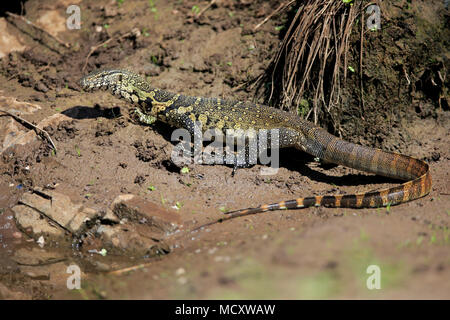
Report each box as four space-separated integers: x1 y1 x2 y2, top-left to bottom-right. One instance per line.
258 0 363 130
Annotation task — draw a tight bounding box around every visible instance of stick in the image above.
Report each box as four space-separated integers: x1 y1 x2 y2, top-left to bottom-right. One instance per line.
6 12 70 53
0 108 57 153
195 0 216 19
108 262 153 275
253 0 295 32
82 31 134 72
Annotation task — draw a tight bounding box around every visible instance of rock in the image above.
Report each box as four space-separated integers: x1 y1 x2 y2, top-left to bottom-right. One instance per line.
12 204 65 238
20 267 50 280
0 283 30 300
0 94 42 153
0 113 72 155
0 18 26 59
100 208 120 224
35 82 49 93
18 190 96 234
95 224 170 256
13 188 99 241
12 247 65 266
13 190 175 256
103 5 118 18
112 194 181 234
0 94 41 114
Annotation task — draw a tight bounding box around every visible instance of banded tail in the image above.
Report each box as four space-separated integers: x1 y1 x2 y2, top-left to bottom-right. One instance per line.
223 129 432 221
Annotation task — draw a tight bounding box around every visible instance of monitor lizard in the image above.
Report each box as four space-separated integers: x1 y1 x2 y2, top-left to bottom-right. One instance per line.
80 69 431 222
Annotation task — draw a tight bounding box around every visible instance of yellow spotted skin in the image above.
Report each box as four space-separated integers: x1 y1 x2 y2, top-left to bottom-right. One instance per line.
80 69 432 221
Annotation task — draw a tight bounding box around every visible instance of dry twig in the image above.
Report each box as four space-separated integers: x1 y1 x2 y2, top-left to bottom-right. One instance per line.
108 262 153 275
253 0 295 31
195 0 216 19
0 108 57 153
82 30 136 72
6 12 70 54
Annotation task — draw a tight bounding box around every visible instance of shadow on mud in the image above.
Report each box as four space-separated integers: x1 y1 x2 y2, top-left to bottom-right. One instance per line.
62 105 122 120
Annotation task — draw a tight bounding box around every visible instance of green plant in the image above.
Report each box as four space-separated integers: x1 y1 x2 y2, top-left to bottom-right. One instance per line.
191 5 200 15
75 145 81 157
181 167 189 174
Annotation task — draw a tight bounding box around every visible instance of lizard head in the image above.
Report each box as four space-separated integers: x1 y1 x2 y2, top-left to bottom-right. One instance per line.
79 69 151 96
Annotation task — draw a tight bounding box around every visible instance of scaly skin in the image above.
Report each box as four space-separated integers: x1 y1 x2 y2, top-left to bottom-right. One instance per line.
80 69 432 221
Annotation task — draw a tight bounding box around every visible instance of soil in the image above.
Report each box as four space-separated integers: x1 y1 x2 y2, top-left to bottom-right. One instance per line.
0 0 449 299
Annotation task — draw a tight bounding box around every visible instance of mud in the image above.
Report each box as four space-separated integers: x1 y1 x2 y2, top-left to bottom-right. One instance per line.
0 0 448 299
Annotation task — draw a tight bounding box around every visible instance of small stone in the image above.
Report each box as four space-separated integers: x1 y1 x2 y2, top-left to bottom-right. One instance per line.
37 236 45 247
175 267 185 276
35 82 49 93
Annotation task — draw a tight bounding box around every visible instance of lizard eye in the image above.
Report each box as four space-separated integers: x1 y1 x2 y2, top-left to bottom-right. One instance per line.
118 74 123 82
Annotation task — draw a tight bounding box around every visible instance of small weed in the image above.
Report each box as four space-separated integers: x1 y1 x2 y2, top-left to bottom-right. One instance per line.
219 206 227 213
75 145 81 157
386 202 392 212
148 0 158 17
430 234 437 244
297 99 309 117
191 5 200 15
150 55 158 65
181 167 189 174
